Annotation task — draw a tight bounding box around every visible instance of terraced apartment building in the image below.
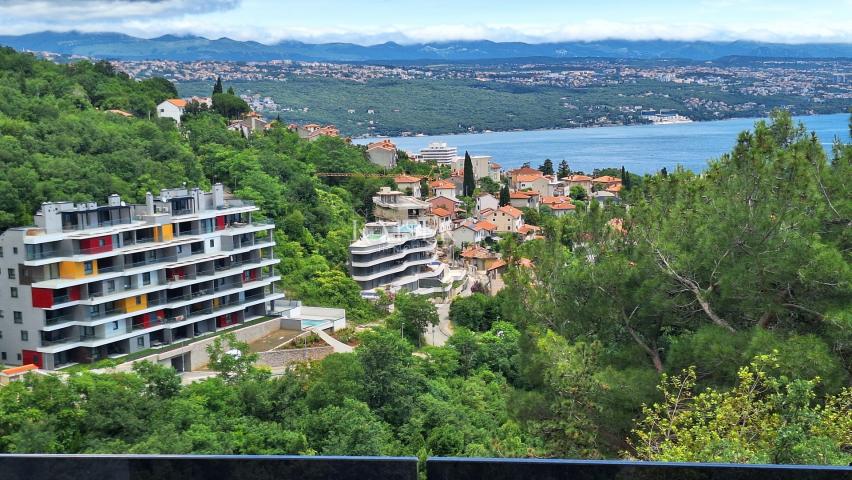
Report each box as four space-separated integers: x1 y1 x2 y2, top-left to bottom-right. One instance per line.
0 184 283 370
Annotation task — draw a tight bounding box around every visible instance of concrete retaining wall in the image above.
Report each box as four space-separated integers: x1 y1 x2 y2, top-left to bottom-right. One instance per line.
256 345 335 367
113 317 286 372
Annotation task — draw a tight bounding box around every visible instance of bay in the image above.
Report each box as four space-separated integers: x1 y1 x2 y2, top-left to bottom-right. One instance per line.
354 113 851 174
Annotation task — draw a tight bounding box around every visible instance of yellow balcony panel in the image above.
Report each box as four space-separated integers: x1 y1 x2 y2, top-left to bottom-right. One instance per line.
119 294 147 313
59 260 97 279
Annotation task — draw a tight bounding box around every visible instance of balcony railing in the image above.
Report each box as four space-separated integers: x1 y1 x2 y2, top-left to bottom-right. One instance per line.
0 456 846 480
45 314 74 326
26 249 57 261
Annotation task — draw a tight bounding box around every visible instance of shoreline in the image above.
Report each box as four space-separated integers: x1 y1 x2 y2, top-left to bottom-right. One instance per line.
350 110 850 141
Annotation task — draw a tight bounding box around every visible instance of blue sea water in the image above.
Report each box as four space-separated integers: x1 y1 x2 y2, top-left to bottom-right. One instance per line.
355 113 851 174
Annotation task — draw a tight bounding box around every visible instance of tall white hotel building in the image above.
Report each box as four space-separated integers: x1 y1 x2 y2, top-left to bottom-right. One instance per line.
0 184 283 370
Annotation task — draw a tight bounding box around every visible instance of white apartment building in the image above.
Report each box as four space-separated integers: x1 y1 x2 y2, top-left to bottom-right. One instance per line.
419 142 458 165
0 185 283 370
348 221 451 296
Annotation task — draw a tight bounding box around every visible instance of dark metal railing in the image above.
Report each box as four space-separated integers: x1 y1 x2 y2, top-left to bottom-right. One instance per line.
425 458 851 480
0 456 845 480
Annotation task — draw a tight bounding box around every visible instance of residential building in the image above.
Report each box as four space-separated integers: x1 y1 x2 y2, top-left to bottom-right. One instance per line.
509 191 540 210
366 139 398 168
427 195 462 218
459 245 500 271
488 163 502 182
0 185 283 370
429 180 457 199
419 142 457 165
453 154 493 180
476 193 499 217
488 205 525 234
394 175 423 198
451 220 495 247
227 112 269 138
429 207 453 235
188 96 213 107
593 175 623 190
294 123 340 141
372 187 432 227
563 174 594 196
591 190 620 204
348 221 451 295
541 196 577 217
156 99 186 124
508 166 542 186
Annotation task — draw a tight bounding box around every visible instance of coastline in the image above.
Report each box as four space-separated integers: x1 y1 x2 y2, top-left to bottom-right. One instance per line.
350 109 850 141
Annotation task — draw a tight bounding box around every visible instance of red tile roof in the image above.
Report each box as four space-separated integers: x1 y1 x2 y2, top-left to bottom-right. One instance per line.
431 207 452 218
368 139 397 151
394 175 422 184
460 245 499 259
1 364 38 376
486 258 507 271
430 180 456 189
563 174 592 182
593 175 622 184
516 173 545 182
166 99 187 108
497 205 523 218
474 220 497 231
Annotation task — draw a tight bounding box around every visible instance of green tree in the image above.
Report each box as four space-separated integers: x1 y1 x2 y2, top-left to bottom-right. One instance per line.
212 92 249 119
569 185 587 201
557 160 570 178
539 158 554 176
206 333 261 383
499 182 511 206
389 292 439 346
213 76 223 95
463 151 476 197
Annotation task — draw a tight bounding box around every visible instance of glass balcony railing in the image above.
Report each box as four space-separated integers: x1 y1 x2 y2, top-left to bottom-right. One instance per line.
25 249 57 261
0 456 845 480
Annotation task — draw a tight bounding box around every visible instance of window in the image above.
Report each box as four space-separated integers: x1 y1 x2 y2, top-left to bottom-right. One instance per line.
0 331 3 339
90 305 99 317
210 239 215 247
10 287 17 298
98 238 106 247
1 352 5 361
20 330 28 341
137 337 145 347
142 272 151 286
16 353 21 361
135 295 142 305
12 247 17 255
83 261 93 275
112 321 119 331
0 246 3 257
106 280 115 293
13 311 22 324
177 245 183 254
0 310 4 318
7 268 15 280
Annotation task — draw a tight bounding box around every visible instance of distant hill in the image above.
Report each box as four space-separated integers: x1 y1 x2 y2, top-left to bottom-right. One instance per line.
2 31 852 61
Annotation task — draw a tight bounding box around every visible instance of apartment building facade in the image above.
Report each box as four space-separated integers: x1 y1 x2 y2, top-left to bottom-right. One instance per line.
0 184 283 370
348 221 450 296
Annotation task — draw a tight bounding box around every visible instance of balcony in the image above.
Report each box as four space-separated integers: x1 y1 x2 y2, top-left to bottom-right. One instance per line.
44 313 75 326
25 249 57 261
0 456 845 480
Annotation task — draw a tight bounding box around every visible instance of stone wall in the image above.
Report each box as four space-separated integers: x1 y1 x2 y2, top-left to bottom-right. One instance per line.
257 346 335 367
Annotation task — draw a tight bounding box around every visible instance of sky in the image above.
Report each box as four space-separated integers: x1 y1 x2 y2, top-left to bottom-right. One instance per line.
1 0 851 44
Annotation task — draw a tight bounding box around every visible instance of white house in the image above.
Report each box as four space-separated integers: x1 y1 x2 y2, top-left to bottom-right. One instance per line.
394 175 423 198
157 99 187 124
476 193 499 217
451 219 496 247
366 139 398 168
488 205 525 234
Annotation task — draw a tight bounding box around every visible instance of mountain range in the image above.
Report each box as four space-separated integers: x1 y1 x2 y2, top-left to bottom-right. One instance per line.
2 31 852 62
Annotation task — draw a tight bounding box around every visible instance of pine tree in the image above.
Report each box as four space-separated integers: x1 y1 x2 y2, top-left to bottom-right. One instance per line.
227 86 235 95
557 160 570 178
499 183 510 206
539 158 554 176
213 76 223 95
463 151 476 197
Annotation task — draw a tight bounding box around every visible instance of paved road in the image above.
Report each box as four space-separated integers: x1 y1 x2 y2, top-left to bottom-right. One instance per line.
426 276 473 346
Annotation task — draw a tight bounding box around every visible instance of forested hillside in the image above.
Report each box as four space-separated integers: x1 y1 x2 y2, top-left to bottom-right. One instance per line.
0 46 388 320
0 47 849 464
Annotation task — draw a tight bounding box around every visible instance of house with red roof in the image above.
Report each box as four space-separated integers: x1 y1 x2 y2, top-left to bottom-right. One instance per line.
562 174 594 196
366 139 398 168
509 190 540 210
395 175 423 197
430 179 457 199
156 98 187 125
488 205 525 233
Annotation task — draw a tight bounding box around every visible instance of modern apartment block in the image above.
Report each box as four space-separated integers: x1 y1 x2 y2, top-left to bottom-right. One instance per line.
349 221 451 296
0 184 283 370
419 142 458 165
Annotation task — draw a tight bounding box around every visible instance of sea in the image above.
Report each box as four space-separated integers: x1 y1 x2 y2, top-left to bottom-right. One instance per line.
354 113 851 174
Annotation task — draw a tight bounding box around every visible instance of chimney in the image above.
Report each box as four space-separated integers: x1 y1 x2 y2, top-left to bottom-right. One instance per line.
145 192 154 215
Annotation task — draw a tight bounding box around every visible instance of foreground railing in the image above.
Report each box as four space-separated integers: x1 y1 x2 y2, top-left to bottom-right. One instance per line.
0 455 848 480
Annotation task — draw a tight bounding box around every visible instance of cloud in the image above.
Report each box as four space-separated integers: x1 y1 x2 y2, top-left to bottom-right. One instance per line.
0 0 240 20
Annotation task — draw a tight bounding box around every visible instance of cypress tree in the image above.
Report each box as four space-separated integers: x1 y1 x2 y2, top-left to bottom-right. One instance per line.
620 165 626 181
499 183 510 206
213 76 223 95
227 86 235 95
463 151 475 197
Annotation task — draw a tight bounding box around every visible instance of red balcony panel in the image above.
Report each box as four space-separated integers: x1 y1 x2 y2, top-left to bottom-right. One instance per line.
155 309 165 320
22 350 43 368
68 286 81 301
31 288 54 308
79 235 112 254
216 315 227 328
250 269 258 281
215 216 226 230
